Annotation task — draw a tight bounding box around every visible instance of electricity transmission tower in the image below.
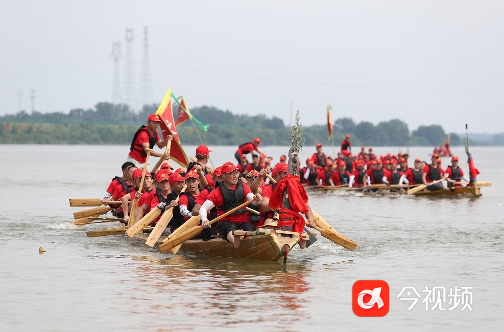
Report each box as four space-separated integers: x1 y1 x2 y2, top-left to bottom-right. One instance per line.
111 42 121 105
30 89 36 112
122 29 136 113
139 27 153 111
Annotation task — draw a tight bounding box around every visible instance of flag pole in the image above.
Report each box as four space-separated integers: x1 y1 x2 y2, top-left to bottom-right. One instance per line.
189 117 215 169
331 132 336 159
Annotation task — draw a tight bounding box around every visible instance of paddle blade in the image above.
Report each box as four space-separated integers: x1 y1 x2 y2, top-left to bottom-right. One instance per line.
159 226 203 253
407 184 426 195
168 215 202 254
125 208 161 239
73 206 111 220
86 227 127 237
69 198 102 207
319 228 357 251
145 209 174 247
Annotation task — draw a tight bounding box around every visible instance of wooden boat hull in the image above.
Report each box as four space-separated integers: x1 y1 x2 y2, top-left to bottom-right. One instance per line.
414 186 482 197
140 228 303 262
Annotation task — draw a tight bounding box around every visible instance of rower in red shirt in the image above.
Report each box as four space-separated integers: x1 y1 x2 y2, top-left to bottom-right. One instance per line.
387 159 403 186
121 169 155 224
400 158 423 186
104 162 137 217
245 154 263 172
316 162 334 186
127 114 171 167
330 161 350 186
311 143 330 169
422 153 444 191
178 170 200 221
341 150 355 172
237 154 249 174
341 134 352 152
200 162 262 248
349 160 368 188
234 138 265 163
364 159 390 189
444 156 469 188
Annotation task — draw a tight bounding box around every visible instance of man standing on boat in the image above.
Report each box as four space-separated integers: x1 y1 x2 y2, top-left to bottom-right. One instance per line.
422 153 444 191
341 134 352 152
200 162 262 248
127 114 172 168
235 138 265 163
311 143 329 169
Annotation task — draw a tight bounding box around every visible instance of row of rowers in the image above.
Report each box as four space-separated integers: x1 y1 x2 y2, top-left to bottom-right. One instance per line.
306 145 470 190
103 159 315 248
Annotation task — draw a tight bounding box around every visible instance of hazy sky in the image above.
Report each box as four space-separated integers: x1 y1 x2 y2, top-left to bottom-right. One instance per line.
1 0 503 133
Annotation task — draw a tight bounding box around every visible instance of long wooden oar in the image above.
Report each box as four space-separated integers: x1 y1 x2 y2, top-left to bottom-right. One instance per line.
71 214 103 225
125 205 162 238
159 199 256 253
69 198 123 207
144 186 187 247
165 205 215 255
407 178 444 195
128 150 151 227
73 206 111 220
86 226 153 237
313 225 357 251
455 181 492 187
151 139 172 173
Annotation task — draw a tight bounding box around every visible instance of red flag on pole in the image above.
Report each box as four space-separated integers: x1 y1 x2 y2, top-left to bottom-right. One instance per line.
155 88 190 168
175 96 190 126
327 103 334 140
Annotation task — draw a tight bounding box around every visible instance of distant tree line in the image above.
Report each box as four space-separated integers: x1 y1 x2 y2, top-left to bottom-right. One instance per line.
0 102 500 146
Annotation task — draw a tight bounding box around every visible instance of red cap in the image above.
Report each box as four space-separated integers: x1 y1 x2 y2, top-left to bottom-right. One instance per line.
147 114 161 122
155 170 170 182
437 157 442 163
316 143 322 148
376 159 383 165
264 159 271 164
414 158 421 162
343 150 350 155
174 168 186 174
358 155 363 159
345 134 350 139
221 162 238 174
369 147 373 151
432 153 439 158
398 152 402 156
399 158 406 163
260 153 266 159
168 172 185 185
326 162 333 167
357 160 365 166
307 160 314 166
361 146 365 149
253 137 261 143
185 170 199 180
452 156 459 161
390 159 398 165
369 160 376 165
241 154 247 159
272 163 288 177
213 166 222 177
383 160 390 165
132 169 144 180
160 162 172 170
196 145 211 158
205 174 214 187
280 155 287 161
338 161 346 167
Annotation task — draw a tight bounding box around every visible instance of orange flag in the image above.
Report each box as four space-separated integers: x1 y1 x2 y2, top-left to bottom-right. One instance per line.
327 103 334 140
155 88 190 168
175 96 191 126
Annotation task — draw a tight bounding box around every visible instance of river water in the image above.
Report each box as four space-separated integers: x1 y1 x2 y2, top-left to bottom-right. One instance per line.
0 144 502 331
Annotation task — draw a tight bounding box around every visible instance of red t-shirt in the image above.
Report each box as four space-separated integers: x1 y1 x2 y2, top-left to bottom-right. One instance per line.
330 170 348 186
128 129 158 163
317 169 331 185
112 183 132 200
422 164 444 182
179 192 198 220
366 168 390 184
444 166 464 179
206 183 252 223
106 178 121 195
138 190 155 211
237 162 248 173
236 143 257 155
195 188 211 205
260 184 274 198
